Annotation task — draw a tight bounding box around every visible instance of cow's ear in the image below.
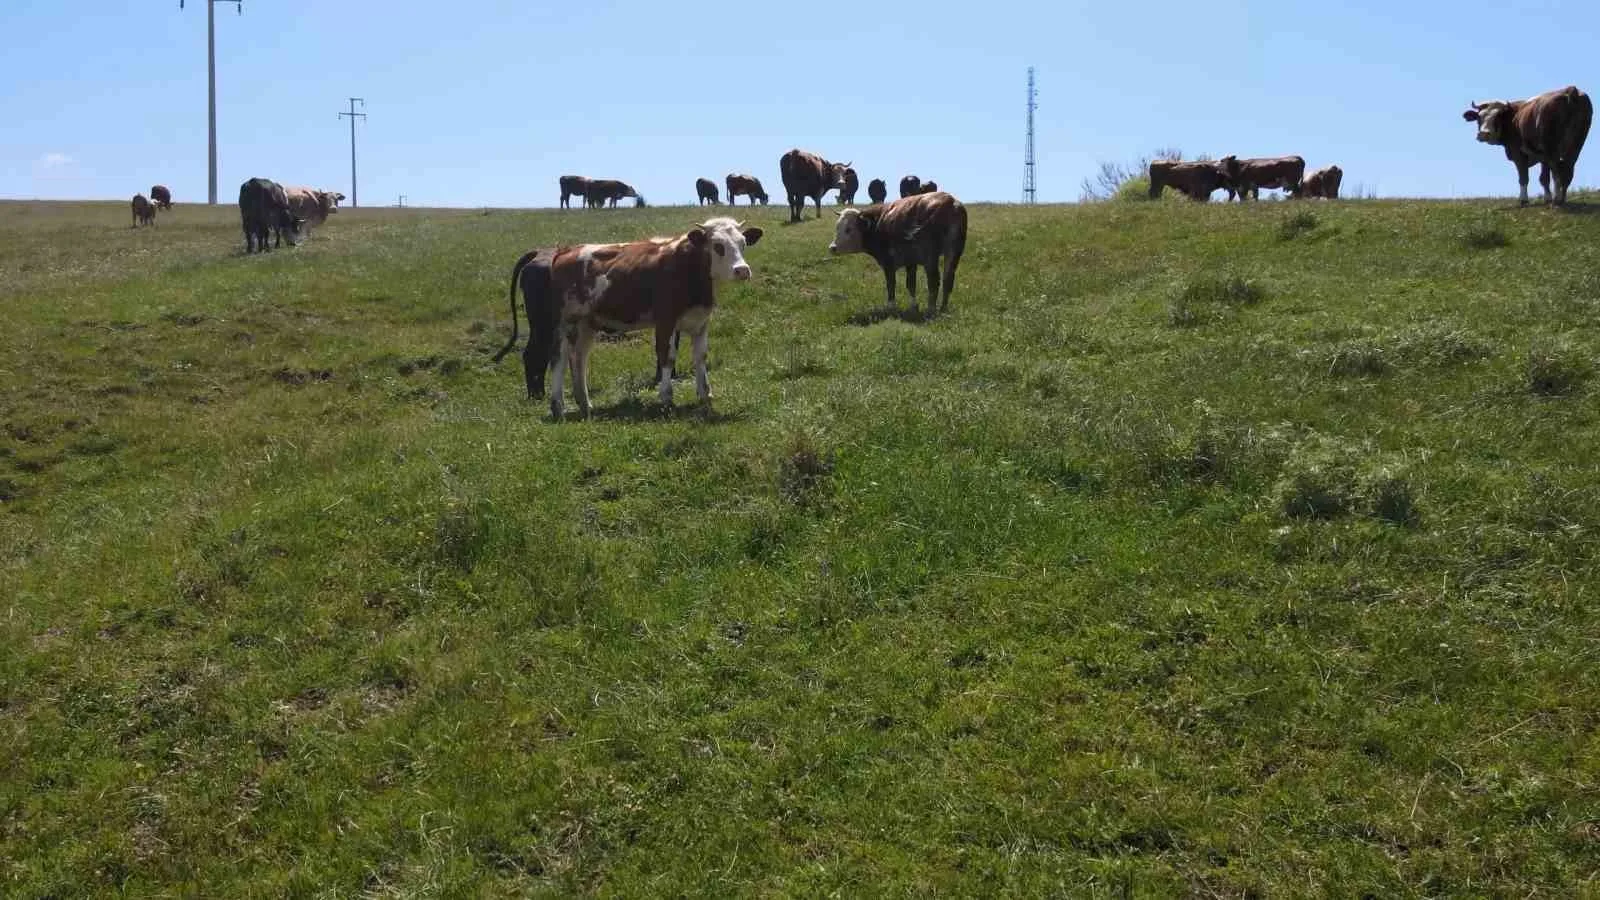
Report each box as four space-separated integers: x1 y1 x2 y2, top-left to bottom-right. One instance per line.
743 227 763 246
686 227 707 246
1462 109 1480 122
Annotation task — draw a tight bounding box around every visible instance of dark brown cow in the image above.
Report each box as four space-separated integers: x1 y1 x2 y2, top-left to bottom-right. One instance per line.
585 179 640 208
838 167 859 205
1148 160 1228 201
920 181 939 194
1464 85 1592 207
237 177 304 253
494 217 764 418
899 175 922 198
696 177 721 205
1219 156 1306 200
149 185 172 210
780 149 850 222
829 191 968 316
559 175 589 209
1291 165 1343 200
867 178 887 204
131 193 156 227
725 173 768 206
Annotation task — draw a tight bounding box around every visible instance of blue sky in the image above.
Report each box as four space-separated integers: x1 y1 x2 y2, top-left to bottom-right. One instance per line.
1 1 1595 206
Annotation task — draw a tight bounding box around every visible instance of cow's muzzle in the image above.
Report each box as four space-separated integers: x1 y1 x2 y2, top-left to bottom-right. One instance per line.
733 265 751 280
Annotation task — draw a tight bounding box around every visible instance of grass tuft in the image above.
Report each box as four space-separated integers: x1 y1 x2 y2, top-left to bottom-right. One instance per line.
1459 219 1510 250
1277 210 1318 241
1526 343 1589 396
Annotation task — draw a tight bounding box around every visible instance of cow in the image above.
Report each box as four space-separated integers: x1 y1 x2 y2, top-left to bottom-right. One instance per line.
899 175 922 198
149 185 172 210
838 167 860 205
493 218 764 418
696 177 721 205
131 193 157 227
829 191 968 317
726 173 768 206
559 175 589 209
1464 85 1592 207
237 177 304 253
779 149 850 222
921 181 939 194
284 186 343 232
585 179 640 208
867 178 887 204
1291 165 1343 200
1148 160 1228 201
1219 156 1306 201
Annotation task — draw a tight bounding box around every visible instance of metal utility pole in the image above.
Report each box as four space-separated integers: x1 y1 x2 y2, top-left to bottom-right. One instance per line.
181 0 242 205
397 195 407 208
339 98 367 207
1023 67 1038 205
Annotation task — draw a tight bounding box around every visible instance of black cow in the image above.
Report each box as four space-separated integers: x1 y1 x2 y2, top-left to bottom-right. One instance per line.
867 178 887 204
237 178 304 253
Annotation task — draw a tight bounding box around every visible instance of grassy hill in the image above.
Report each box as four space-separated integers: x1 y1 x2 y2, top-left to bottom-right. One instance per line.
2 196 1597 896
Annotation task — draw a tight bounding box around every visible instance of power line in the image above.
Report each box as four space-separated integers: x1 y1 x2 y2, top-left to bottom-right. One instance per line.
180 0 242 205
1023 67 1038 205
339 98 367 208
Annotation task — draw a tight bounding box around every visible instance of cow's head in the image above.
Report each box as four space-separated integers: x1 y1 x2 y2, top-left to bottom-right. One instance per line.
829 208 870 255
827 161 852 190
1464 102 1511 145
687 217 762 281
316 191 341 216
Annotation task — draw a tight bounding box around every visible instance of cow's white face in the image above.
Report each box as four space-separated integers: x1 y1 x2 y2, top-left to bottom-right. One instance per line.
694 217 763 281
829 209 866 255
1466 104 1509 145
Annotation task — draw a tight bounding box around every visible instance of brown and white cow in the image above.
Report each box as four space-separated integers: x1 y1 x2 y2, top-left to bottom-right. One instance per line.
494 217 764 418
725 173 768 206
779 149 849 222
899 175 922 198
284 186 343 231
149 185 172 210
838 167 859 205
1219 156 1306 201
559 175 589 209
829 191 968 316
1291 165 1343 200
867 178 887 204
131 193 157 227
1148 160 1228 201
1464 86 1592 207
585 179 640 208
695 177 721 205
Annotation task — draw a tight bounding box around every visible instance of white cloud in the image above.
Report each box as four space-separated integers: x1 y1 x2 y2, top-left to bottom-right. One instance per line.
39 153 74 168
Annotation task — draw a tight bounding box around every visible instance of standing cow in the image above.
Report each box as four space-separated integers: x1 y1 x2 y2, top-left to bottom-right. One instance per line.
559 175 589 209
585 179 640 208
237 177 304 253
726 173 768 206
838 167 860 205
284 186 344 233
494 217 764 418
921 181 939 194
779 149 850 222
829 191 968 316
696 178 721 205
1148 160 1228 201
867 178 887 204
149 185 172 210
1464 85 1592 207
1219 156 1306 200
899 175 922 198
1291 166 1343 200
131 193 157 227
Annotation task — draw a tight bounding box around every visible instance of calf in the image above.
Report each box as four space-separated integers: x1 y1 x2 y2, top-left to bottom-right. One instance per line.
1291 165 1343 200
726 173 768 206
867 178 887 204
829 191 967 316
494 217 764 418
284 186 343 232
696 177 721 205
149 184 172 210
1219 156 1306 200
131 193 157 227
1148 160 1227 201
559 175 589 209
585 178 640 208
237 177 304 253
899 175 922 198
838 167 860 204
1464 85 1592 207
780 149 850 222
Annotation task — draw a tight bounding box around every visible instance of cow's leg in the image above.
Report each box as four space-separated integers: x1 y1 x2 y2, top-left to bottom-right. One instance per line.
922 254 941 318
654 324 677 407
905 264 918 312
691 326 712 406
942 248 961 312
1538 164 1553 205
570 326 597 417
1516 162 1531 206
881 263 897 309
548 323 573 419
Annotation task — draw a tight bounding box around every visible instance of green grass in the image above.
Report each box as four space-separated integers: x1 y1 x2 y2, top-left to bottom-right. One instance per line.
3 196 1599 896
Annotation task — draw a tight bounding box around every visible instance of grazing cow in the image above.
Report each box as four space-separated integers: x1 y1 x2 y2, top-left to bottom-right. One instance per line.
494 218 764 418
284 186 344 231
149 185 172 210
779 149 850 222
131 193 157 227
899 175 922 198
829 191 968 316
237 177 304 253
696 177 721 205
559 175 589 209
867 178 887 204
1291 165 1343 200
838 167 860 205
726 173 768 206
1219 156 1306 200
1464 85 1592 207
1148 160 1228 201
585 179 640 208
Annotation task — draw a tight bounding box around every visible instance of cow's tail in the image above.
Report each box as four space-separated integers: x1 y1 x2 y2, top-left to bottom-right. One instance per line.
493 250 543 362
1566 89 1593 172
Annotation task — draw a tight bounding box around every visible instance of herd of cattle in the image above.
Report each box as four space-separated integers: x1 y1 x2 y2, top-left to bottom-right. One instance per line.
128 179 346 252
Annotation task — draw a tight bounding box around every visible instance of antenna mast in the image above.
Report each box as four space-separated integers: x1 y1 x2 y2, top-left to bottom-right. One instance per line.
1024 67 1038 205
